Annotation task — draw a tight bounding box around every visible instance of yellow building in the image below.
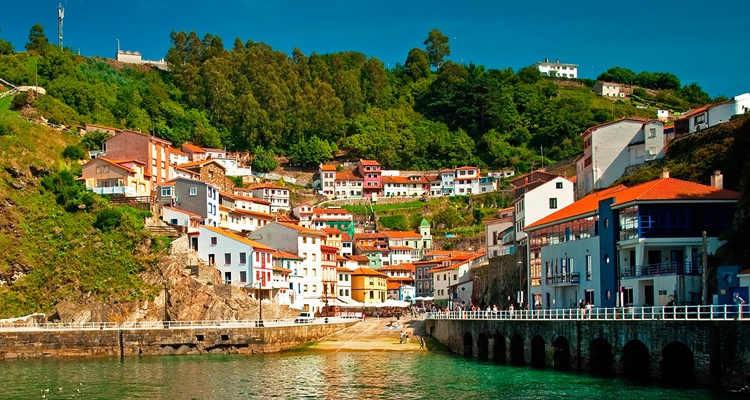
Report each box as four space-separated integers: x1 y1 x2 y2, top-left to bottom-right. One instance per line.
351 267 387 304
81 158 151 197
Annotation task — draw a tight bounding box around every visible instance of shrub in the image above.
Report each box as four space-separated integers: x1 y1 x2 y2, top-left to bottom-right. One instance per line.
62 145 88 160
93 207 123 231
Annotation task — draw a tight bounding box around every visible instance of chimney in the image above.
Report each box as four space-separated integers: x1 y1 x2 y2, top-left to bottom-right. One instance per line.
545 58 549 63
556 59 559 64
661 168 670 179
710 170 724 189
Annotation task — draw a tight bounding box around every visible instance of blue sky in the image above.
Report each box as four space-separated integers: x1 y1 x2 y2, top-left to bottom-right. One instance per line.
1 1 748 97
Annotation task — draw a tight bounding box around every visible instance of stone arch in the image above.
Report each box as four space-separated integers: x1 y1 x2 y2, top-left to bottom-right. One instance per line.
661 341 694 387
530 335 546 368
552 336 571 371
463 332 473 358
477 333 489 361
589 338 613 376
510 334 525 366
622 339 650 382
493 333 506 364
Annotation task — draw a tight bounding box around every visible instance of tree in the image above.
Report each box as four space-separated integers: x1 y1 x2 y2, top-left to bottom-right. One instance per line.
251 147 278 172
404 48 431 82
423 28 450 68
0 38 13 55
286 136 336 167
25 24 50 54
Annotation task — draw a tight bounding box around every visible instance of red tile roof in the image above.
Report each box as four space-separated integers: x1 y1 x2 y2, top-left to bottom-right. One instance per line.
320 164 337 171
177 159 226 170
273 251 304 260
385 231 422 239
248 182 286 190
162 206 202 219
379 263 415 272
313 207 351 214
525 185 628 230
346 255 370 263
612 178 740 206
276 222 327 236
359 159 380 166
335 171 363 181
182 143 206 153
351 267 387 277
233 208 274 219
321 227 343 235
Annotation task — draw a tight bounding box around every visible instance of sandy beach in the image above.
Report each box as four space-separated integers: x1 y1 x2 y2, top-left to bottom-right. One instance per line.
307 316 428 352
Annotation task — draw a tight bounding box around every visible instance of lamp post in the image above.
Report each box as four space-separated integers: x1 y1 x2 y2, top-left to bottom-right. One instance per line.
257 281 264 327
518 260 523 308
163 279 169 329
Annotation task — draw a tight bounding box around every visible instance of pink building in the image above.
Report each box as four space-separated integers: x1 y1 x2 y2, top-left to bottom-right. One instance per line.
358 159 382 198
102 130 172 186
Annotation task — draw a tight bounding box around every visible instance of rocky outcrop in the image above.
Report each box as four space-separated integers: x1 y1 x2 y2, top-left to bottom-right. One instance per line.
48 236 299 324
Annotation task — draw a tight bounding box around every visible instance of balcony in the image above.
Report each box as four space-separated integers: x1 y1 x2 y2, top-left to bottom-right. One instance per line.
545 272 580 287
89 186 136 196
619 261 702 279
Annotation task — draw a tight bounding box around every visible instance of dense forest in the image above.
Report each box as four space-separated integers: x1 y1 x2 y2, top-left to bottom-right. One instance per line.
0 25 717 172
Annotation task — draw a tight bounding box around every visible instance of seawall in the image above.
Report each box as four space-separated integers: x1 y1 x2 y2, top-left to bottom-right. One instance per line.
0 322 356 359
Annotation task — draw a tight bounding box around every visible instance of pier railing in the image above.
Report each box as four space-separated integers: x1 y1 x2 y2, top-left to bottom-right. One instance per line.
426 304 747 321
0 315 363 332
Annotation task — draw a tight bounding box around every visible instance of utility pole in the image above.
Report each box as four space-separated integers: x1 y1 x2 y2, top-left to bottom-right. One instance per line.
58 3 64 48
702 231 708 305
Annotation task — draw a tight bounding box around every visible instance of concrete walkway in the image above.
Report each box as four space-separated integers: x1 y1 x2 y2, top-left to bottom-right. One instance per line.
308 316 429 352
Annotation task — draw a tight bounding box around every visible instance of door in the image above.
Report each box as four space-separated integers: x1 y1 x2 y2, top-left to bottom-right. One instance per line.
644 285 654 307
208 254 215 265
670 250 684 273
191 237 198 251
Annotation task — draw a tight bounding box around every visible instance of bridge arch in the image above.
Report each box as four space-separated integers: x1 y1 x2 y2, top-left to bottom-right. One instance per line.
552 336 571 370
510 334 525 366
493 333 506 364
589 338 613 376
622 339 650 381
531 335 546 368
463 332 473 358
477 333 489 360
661 341 694 386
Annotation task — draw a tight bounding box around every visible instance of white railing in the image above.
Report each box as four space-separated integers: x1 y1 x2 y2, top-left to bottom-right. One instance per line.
426 305 748 322
0 316 362 332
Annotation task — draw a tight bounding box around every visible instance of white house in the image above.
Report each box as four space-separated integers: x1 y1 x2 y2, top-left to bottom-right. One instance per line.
319 164 337 197
439 169 455 196
534 58 578 79
514 176 575 244
454 166 481 195
593 81 624 97
576 119 665 199
189 226 275 294
249 222 327 313
212 157 252 177
273 251 304 308
247 183 290 213
485 207 514 258
675 93 750 135
161 206 201 233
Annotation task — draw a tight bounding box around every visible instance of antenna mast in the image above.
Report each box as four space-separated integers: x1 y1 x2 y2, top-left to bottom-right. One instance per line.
58 3 64 48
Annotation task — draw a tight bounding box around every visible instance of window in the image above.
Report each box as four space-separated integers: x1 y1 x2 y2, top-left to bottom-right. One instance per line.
549 198 558 209
224 272 231 282
240 252 246 264
556 182 563 189
104 166 109 173
189 187 198 196
96 166 101 174
648 128 656 138
225 253 231 264
312 254 317 261
161 187 173 197
210 237 217 245
240 271 247 283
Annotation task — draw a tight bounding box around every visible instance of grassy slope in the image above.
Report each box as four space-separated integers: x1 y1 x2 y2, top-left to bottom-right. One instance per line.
0 115 161 318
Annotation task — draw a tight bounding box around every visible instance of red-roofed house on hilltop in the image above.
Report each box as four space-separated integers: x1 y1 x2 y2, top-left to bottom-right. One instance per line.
102 130 171 185
524 172 739 311
181 143 207 162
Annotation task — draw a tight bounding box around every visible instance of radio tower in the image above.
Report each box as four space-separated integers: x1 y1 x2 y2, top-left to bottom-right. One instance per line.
58 3 64 48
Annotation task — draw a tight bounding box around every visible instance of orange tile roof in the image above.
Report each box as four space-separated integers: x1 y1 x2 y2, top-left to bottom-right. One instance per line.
456 166 479 170
351 267 387 277
275 215 298 222
219 204 230 212
202 226 274 251
177 159 226 170
527 178 740 231
273 266 292 274
276 222 327 236
182 143 206 153
387 282 403 290
169 147 188 155
382 176 411 184
233 208 274 219
320 164 337 171
337 267 353 272
321 245 339 253
321 227 343 235
379 263 415 272
248 182 286 190
273 251 304 260
313 207 350 214
335 170 363 181
346 255 370 263
385 231 421 239
359 159 380 166
525 185 628 230
612 178 740 206
91 157 135 174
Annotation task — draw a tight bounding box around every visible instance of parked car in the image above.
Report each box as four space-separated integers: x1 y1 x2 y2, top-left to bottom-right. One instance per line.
294 312 314 324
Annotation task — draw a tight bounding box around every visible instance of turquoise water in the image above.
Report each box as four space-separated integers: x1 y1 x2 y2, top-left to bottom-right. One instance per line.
0 350 725 399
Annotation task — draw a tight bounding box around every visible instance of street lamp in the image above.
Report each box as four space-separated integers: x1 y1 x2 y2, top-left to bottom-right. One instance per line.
163 279 169 329
256 281 264 327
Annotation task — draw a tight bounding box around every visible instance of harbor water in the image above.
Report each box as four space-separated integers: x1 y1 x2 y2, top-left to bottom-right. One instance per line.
0 350 723 399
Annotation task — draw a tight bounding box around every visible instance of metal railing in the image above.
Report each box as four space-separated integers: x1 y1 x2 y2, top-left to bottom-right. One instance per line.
619 261 702 278
545 272 580 286
0 316 362 332
426 305 748 321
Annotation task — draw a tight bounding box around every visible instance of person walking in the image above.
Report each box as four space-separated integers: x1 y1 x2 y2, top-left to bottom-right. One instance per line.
735 294 745 321
405 332 410 343
419 336 425 349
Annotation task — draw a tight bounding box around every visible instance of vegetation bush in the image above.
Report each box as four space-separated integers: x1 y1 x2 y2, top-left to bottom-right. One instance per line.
251 146 278 172
379 215 408 231
93 207 124 231
62 144 87 159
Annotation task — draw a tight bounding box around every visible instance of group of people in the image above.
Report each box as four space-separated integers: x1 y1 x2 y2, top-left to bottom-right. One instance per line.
398 331 427 349
578 299 594 319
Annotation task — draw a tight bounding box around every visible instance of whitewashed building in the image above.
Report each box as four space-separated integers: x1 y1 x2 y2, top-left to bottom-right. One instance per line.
534 58 578 78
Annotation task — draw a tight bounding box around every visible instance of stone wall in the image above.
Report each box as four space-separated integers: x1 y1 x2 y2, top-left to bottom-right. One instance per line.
0 321 356 359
